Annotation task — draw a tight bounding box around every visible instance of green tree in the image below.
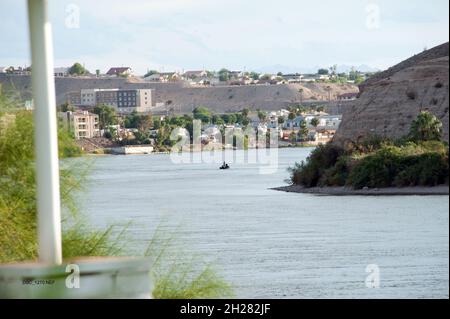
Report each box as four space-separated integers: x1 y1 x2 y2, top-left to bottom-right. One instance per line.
249 72 260 80
257 110 267 122
288 112 296 120
144 70 159 77
58 102 74 112
242 117 250 126
212 115 225 125
92 104 117 129
310 117 320 128
241 108 250 117
227 114 237 124
298 120 309 141
278 117 285 125
68 62 88 75
408 111 442 142
193 106 211 123
136 114 153 133
218 69 230 82
318 68 329 75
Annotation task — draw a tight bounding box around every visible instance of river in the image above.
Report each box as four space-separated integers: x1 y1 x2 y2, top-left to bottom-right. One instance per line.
80 148 449 298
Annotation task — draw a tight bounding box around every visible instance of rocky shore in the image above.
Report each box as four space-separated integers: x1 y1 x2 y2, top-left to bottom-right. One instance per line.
272 185 449 196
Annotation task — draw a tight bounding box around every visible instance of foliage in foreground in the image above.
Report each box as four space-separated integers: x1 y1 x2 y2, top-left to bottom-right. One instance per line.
289 111 449 189
145 225 234 299
0 97 233 298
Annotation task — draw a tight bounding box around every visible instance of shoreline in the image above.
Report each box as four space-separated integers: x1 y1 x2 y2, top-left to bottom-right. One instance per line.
271 185 450 196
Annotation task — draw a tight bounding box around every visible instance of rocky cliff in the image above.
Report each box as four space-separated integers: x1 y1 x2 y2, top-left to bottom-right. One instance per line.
334 42 449 146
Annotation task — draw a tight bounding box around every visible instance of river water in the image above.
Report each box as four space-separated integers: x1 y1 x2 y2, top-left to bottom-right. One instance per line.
81 148 449 298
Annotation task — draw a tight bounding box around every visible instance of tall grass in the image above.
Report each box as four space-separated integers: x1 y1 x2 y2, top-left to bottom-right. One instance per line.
145 223 234 299
0 92 233 298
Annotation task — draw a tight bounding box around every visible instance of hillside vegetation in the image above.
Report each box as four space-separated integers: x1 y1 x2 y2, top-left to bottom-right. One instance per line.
290 112 449 189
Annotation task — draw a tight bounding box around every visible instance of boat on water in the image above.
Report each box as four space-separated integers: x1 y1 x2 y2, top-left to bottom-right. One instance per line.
220 162 230 170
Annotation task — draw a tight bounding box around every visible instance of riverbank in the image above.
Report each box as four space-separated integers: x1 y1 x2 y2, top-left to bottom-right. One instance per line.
272 185 450 196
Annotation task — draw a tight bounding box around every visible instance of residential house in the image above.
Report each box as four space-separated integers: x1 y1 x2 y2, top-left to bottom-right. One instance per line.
61 111 100 139
283 74 303 83
283 116 305 130
183 70 208 80
144 73 162 82
106 67 133 77
160 72 181 82
54 67 69 77
337 92 358 101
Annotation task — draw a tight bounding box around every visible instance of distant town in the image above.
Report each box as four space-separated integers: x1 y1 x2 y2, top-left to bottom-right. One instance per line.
0 62 369 154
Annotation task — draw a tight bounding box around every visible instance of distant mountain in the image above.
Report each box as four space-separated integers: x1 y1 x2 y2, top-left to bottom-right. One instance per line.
255 64 380 75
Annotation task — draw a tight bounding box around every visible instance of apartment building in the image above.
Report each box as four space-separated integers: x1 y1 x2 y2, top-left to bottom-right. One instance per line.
62 111 100 139
96 89 119 107
66 91 81 105
66 88 153 113
80 89 97 106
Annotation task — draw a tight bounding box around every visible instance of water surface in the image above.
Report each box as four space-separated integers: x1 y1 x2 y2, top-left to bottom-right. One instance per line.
81 148 449 298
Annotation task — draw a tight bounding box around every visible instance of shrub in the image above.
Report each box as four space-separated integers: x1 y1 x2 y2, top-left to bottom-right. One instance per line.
320 156 350 187
406 90 417 100
347 146 402 189
347 143 449 189
408 111 442 142
394 152 449 187
288 144 344 187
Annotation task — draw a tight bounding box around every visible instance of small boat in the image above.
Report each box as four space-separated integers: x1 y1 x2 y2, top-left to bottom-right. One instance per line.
219 163 230 170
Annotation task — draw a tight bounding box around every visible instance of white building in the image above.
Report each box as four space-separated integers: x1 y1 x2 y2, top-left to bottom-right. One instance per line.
54 67 69 77
61 111 100 139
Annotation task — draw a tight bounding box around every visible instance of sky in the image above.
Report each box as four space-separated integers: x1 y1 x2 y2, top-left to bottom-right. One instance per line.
0 0 448 75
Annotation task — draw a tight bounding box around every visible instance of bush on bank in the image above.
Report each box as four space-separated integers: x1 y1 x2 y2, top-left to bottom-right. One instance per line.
289 112 449 189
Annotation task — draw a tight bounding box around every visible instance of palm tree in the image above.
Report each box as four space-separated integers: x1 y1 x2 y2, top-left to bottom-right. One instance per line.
409 111 442 142
310 117 320 128
298 88 304 106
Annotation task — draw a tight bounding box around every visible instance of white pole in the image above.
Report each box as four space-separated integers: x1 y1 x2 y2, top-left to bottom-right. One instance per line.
27 0 62 264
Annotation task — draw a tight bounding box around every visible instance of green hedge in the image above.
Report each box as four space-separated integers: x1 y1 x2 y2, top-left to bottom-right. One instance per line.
289 141 449 189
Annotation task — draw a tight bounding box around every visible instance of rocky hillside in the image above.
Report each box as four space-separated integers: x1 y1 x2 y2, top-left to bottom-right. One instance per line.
0 74 357 113
334 42 449 146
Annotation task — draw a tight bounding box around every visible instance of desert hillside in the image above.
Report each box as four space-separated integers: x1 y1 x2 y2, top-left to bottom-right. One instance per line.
334 42 449 145
0 74 357 113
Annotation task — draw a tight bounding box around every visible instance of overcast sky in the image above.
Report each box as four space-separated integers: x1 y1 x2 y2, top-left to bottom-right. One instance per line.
0 0 448 74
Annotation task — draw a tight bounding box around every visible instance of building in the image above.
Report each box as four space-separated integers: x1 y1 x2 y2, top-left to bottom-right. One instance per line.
106 67 132 77
117 89 152 113
66 88 153 113
96 89 119 107
144 73 163 82
54 67 69 77
338 92 358 101
183 70 208 79
62 111 100 139
66 91 81 105
80 89 97 106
